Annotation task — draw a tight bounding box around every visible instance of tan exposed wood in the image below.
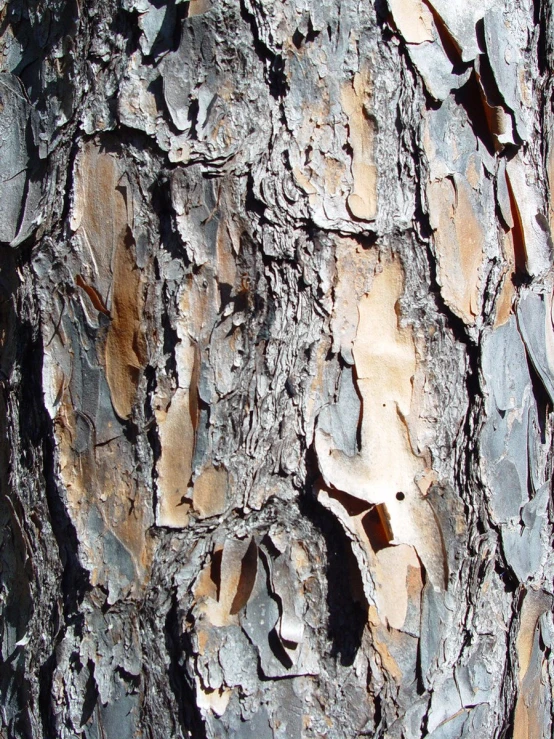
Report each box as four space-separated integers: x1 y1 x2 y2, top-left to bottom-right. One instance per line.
341 69 378 221
193 464 228 519
155 337 197 527
427 174 485 325
387 0 435 44
316 254 446 591
105 227 147 420
514 590 553 739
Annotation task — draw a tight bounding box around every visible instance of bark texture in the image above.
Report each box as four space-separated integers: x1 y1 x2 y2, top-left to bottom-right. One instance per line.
1 0 554 737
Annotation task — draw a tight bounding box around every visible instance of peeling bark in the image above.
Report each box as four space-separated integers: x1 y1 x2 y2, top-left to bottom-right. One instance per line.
1 0 554 737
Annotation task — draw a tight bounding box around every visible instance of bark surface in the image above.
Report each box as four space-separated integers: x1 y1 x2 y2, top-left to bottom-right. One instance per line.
1 0 554 737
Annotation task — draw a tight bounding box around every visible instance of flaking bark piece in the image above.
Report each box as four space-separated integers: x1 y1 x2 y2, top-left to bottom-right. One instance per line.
137 1 175 57
241 558 285 677
315 255 446 590
372 544 422 633
483 7 528 141
192 464 228 519
455 638 497 709
475 56 516 149
427 173 485 326
516 589 553 682
427 673 464 734
480 317 531 524
517 290 554 405
494 227 517 327
155 337 198 527
514 589 553 738
105 227 147 420
261 536 305 648
194 538 258 627
506 155 552 277
318 485 424 632
386 0 473 99
426 0 495 62
502 483 549 583
317 365 361 458
71 143 148 417
70 142 128 305
341 68 378 222
387 0 435 44
240 552 318 678
161 16 201 133
405 39 471 102
44 303 152 601
496 160 515 230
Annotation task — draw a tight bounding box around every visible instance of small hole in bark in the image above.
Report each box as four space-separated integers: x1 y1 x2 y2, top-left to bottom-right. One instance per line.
396 492 405 501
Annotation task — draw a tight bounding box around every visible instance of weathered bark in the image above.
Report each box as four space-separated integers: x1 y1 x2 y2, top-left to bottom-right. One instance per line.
1 0 554 737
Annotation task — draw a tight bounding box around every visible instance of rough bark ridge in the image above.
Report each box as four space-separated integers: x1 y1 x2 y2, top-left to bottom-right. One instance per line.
1 0 554 737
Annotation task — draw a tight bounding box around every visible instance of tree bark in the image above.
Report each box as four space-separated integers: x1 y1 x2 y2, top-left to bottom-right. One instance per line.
1 0 554 737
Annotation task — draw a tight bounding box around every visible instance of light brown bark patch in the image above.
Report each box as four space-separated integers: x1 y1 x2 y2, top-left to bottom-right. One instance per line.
494 229 516 327
374 544 420 631
194 539 257 628
105 228 146 420
193 464 228 519
216 217 238 287
187 0 212 16
341 69 378 221
387 0 435 43
427 174 485 325
330 238 377 361
155 337 199 527
155 388 194 527
70 142 127 304
316 254 446 592
514 589 552 739
54 392 153 600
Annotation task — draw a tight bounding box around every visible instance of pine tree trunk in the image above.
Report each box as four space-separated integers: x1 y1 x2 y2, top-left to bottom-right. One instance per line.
1 0 554 736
